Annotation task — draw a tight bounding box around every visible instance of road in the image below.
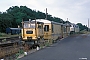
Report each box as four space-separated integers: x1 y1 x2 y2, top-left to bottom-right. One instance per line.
20 34 90 60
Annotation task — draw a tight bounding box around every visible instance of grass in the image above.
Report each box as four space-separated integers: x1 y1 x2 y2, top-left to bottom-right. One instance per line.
79 30 90 34
0 32 21 38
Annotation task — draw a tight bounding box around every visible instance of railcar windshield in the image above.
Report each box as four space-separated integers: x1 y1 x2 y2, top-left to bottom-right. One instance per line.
24 23 35 28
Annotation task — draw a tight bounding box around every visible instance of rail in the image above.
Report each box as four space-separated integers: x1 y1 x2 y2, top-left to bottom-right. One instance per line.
0 36 21 59
0 36 21 45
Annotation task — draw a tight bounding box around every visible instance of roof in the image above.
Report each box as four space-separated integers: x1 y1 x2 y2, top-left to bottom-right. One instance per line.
33 19 63 25
51 21 63 25
70 23 79 26
23 20 44 24
64 23 71 27
10 28 21 30
32 19 51 23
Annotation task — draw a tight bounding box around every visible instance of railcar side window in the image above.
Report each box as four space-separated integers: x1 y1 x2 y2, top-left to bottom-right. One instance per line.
76 25 79 28
44 25 49 31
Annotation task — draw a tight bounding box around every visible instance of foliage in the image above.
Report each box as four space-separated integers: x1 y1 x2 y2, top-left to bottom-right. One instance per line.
0 6 65 33
0 6 88 33
76 23 88 31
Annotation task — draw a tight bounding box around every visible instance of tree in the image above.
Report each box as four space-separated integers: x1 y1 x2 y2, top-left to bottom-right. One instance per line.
76 23 88 31
0 6 68 33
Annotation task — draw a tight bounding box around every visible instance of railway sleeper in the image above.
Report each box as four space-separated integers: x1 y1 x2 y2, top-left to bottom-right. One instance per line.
0 45 20 59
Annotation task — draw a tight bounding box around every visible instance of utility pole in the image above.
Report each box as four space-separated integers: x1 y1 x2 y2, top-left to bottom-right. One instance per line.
66 18 68 36
22 19 24 38
67 18 68 21
67 18 68 24
46 8 47 20
88 18 89 31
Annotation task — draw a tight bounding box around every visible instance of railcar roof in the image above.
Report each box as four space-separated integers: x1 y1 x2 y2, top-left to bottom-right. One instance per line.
33 19 63 25
33 19 51 23
51 21 63 25
23 21 44 24
63 23 71 27
7 28 21 30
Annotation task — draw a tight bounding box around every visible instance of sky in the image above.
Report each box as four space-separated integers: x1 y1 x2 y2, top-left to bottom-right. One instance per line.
0 0 90 27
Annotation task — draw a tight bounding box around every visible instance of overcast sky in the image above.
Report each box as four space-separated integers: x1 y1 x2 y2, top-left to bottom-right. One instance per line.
0 0 90 26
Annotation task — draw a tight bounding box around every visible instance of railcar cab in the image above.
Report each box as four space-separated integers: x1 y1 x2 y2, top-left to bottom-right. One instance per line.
22 20 44 42
32 19 52 40
33 19 62 40
70 23 79 34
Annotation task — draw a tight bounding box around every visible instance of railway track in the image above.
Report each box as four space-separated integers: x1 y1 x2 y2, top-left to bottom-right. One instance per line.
0 36 21 59
0 36 54 60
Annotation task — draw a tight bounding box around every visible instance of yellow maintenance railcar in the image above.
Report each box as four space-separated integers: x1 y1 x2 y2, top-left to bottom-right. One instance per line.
22 19 71 48
33 19 70 43
22 20 44 48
